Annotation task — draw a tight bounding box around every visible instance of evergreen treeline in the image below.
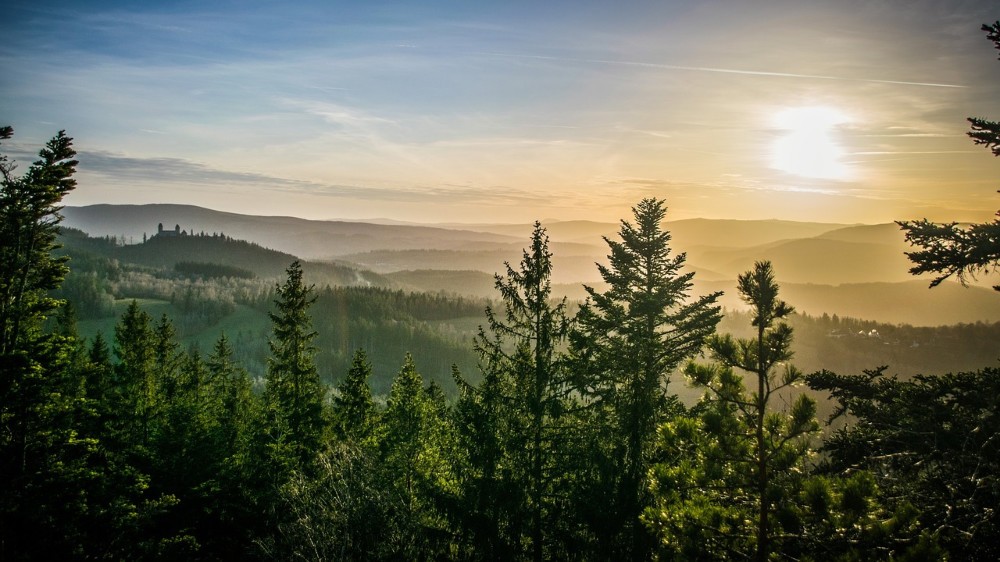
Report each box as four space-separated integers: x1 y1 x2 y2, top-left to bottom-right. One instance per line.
4 129 1000 561
175 261 256 280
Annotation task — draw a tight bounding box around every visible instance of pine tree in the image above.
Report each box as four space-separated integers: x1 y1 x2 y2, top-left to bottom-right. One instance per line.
898 22 1000 290
453 362 515 559
571 197 722 557
378 354 458 558
203 332 260 558
0 127 77 355
645 261 819 561
113 300 158 453
0 127 125 559
206 332 255 454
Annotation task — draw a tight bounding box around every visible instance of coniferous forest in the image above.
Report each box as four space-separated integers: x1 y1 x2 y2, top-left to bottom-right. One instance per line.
4 23 1000 561
3 127 999 562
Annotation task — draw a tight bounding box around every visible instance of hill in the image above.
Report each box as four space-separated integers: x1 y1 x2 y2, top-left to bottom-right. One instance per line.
690 236 914 284
700 278 1000 326
58 227 384 287
63 203 1000 325
62 204 520 260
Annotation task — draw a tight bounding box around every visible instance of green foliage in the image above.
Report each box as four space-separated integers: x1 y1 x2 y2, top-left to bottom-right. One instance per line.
808 366 1000 559
460 221 576 560
124 230 300 278
333 348 377 442
265 444 416 560
570 198 722 557
377 354 460 557
175 261 256 280
646 261 820 561
263 261 329 472
0 127 76 354
113 301 159 453
8 148 1000 562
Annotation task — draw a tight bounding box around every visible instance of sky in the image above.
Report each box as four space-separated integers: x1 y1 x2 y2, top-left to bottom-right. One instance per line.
3 0 1000 225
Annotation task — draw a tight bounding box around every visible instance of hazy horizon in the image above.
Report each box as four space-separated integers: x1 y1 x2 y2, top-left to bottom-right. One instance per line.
5 0 1000 225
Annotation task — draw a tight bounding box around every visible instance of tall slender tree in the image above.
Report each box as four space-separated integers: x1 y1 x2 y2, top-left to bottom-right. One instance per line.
113 301 158 453
263 260 327 471
0 127 109 559
378 354 458 557
465 221 574 560
571 198 722 557
0 127 77 355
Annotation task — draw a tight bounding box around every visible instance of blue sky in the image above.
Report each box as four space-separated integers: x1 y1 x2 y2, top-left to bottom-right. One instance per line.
3 0 999 223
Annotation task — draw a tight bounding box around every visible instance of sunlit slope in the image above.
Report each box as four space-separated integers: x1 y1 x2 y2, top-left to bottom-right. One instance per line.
666 218 850 249
691 237 913 284
699 279 1000 326
58 226 385 287
63 204 1000 325
63 204 520 259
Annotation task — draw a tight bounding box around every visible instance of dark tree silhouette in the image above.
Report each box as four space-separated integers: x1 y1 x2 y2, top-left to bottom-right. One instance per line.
899 22 1000 290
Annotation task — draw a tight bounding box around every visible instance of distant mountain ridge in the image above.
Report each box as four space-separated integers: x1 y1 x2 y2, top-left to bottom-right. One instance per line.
62 204 521 260
62 203 1000 325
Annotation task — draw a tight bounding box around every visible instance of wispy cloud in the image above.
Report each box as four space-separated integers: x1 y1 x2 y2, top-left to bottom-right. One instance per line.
473 51 967 89
77 150 554 206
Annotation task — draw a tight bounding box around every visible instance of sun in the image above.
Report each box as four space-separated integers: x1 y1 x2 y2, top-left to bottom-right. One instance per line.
770 106 852 181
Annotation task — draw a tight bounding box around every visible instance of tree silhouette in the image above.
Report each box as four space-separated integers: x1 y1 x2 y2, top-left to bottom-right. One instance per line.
570 197 721 557
899 22 1000 290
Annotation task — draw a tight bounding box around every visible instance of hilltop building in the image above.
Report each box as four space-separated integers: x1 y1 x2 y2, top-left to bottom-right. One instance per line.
156 223 185 237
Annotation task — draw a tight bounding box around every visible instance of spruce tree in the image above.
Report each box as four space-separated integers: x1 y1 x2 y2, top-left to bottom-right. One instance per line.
465 221 574 560
0 127 77 355
113 300 158 453
333 348 376 443
1 127 131 559
571 197 722 557
264 260 327 471
898 22 1000 290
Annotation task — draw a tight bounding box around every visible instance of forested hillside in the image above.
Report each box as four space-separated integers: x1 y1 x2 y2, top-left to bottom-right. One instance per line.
55 222 1000 396
54 228 484 392
4 127 999 561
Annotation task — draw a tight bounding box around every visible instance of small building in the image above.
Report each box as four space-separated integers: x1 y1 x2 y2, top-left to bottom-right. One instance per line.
156 223 182 238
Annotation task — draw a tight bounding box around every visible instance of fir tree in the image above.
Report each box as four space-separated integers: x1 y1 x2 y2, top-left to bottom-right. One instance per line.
113 300 157 453
0 127 126 559
378 353 458 558
898 22 1000 290
571 198 722 557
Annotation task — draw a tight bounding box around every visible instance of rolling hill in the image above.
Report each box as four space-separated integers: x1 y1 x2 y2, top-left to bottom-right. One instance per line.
62 203 1000 325
62 204 521 260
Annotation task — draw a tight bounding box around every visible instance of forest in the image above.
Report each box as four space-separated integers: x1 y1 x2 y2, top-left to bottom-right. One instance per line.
3 122 1000 562
6 22 1000 559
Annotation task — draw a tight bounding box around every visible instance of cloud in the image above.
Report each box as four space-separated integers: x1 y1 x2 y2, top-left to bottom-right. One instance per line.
286 100 398 129
472 51 967 89
76 150 553 206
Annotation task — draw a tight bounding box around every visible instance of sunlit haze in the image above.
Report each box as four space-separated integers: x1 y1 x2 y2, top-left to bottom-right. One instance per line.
3 0 999 224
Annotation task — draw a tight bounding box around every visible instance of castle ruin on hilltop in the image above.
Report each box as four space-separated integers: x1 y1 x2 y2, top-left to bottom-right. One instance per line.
155 223 186 237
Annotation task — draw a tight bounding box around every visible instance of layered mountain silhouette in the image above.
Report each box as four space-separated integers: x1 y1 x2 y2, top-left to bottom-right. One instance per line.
63 204 1000 325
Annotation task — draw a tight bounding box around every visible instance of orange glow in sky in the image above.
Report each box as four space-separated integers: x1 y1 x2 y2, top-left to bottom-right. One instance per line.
3 1 999 225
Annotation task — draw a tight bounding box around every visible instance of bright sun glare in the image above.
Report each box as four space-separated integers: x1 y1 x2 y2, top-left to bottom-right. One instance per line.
770 106 852 181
